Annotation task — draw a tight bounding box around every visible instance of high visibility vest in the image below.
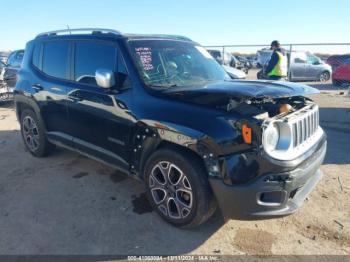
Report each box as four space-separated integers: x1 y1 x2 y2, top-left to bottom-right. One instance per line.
268 51 288 77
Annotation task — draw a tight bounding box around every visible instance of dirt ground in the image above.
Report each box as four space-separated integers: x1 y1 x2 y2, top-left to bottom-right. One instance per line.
0 81 349 255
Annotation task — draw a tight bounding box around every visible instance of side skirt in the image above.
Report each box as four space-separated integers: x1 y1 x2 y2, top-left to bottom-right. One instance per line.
46 131 140 180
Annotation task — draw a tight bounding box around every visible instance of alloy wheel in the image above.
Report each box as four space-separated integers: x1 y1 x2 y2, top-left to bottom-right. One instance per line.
320 72 329 82
149 161 193 219
22 116 40 152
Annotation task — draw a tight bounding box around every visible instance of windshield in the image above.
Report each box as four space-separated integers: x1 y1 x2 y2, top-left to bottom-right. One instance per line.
128 40 229 89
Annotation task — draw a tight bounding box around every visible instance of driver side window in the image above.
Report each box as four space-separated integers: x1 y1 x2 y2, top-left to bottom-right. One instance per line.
307 54 319 65
74 41 116 86
117 51 131 89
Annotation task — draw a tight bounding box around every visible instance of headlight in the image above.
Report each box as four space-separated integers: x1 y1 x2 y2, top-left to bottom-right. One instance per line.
263 121 292 154
263 123 279 151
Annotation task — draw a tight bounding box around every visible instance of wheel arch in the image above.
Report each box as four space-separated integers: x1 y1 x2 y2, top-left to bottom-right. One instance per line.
131 121 221 181
15 95 47 130
319 70 331 81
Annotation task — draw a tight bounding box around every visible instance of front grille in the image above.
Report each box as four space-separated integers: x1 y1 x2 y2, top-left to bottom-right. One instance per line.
292 107 319 148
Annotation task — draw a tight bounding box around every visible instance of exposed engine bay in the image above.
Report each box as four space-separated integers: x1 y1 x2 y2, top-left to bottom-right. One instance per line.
224 95 314 120
163 80 319 122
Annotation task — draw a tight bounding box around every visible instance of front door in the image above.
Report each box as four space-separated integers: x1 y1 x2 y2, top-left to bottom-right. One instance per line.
66 40 133 171
305 53 321 80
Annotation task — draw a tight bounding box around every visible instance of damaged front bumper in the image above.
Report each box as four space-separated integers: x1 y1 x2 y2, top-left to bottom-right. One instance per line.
0 84 14 101
209 134 327 220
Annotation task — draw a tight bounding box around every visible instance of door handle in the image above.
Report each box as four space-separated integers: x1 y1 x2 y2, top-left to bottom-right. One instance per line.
68 93 83 102
32 84 43 91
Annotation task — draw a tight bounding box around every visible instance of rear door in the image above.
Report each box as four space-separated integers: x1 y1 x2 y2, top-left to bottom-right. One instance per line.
66 39 133 171
32 40 73 146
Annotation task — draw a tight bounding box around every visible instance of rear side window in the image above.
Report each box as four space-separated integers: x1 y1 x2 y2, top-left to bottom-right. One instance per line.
74 41 116 86
32 43 41 69
42 41 69 79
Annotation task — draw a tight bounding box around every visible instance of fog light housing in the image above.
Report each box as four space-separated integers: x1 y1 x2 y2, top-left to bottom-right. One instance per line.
257 191 287 206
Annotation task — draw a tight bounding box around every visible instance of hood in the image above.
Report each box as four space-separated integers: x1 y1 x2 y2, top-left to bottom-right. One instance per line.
222 65 246 79
163 80 319 101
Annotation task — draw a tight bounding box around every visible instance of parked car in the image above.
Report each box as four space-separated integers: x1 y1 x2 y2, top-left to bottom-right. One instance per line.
236 56 252 69
207 50 249 73
257 49 331 82
3 49 24 88
15 28 326 228
0 61 6 81
246 56 259 68
0 62 13 101
326 54 350 71
331 57 350 86
207 49 236 67
222 65 246 79
0 53 9 64
0 60 15 101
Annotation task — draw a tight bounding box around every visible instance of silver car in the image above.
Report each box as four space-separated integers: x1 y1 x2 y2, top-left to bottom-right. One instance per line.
257 50 332 82
222 65 246 79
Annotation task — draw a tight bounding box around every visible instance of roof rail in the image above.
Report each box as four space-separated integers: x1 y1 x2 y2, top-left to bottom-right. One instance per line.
36 28 122 38
165 35 192 41
124 34 192 42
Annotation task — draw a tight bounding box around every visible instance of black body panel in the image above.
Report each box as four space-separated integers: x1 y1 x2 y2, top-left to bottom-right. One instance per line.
14 31 326 220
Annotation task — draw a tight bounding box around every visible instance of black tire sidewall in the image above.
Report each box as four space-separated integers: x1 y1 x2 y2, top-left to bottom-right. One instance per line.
20 109 48 157
320 71 330 82
144 149 213 228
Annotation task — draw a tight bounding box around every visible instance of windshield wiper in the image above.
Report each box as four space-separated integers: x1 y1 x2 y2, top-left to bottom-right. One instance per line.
148 83 178 88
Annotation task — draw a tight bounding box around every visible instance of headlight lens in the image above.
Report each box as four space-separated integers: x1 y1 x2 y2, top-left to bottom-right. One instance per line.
263 124 280 151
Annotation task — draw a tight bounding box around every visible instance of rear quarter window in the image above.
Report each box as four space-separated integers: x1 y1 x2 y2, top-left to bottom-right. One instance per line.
32 43 41 69
42 41 70 79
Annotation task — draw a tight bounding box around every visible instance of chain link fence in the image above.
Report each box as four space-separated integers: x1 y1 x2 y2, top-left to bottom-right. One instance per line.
204 43 350 89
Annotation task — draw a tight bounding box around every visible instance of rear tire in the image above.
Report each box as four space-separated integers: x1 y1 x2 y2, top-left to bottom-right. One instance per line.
144 148 216 228
20 109 54 157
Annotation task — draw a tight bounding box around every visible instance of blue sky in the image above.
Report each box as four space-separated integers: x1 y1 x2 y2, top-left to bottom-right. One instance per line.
0 0 349 51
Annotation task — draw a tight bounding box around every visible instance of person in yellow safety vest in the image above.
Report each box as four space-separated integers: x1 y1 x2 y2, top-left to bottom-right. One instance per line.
266 40 288 80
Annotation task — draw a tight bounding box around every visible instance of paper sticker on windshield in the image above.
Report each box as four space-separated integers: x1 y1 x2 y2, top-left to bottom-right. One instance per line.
135 47 154 71
195 46 214 59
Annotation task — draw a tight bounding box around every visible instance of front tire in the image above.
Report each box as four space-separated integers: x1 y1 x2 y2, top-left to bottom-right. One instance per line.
144 148 216 228
319 71 330 82
20 109 53 157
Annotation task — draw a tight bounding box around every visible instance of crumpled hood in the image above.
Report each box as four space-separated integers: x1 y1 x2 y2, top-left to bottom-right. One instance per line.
163 80 319 100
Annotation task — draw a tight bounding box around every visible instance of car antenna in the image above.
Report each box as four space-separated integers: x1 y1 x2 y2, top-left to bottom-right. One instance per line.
66 25 71 35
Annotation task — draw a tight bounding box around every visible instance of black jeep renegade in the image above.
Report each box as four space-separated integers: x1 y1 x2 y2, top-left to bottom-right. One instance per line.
14 28 327 228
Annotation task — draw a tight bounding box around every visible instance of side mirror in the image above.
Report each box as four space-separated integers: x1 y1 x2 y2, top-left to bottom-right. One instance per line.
95 69 115 89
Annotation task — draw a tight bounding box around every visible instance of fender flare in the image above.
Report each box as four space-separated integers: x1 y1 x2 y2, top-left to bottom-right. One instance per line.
14 93 47 130
130 120 222 179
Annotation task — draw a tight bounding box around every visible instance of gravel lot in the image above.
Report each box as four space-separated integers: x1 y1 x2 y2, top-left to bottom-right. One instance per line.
0 80 349 255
